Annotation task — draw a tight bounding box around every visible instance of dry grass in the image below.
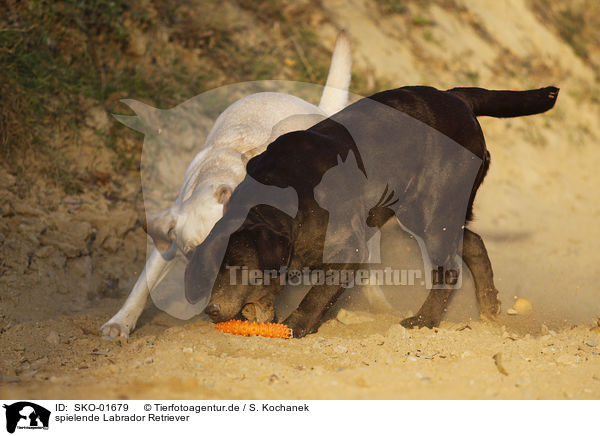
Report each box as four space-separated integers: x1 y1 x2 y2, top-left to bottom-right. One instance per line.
0 0 356 191
529 0 600 74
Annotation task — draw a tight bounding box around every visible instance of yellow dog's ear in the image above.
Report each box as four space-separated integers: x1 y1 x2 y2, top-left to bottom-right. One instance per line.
142 209 176 253
214 184 233 213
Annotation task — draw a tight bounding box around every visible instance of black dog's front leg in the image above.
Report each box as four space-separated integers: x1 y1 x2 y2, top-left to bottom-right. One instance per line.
284 282 348 338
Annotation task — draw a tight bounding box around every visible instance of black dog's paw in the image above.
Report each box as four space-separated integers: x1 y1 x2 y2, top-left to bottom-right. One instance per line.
284 313 317 339
478 287 501 317
400 315 439 329
287 320 314 339
291 326 311 339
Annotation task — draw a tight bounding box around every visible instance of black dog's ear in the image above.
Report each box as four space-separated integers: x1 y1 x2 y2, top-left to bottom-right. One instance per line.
255 227 293 271
241 205 295 270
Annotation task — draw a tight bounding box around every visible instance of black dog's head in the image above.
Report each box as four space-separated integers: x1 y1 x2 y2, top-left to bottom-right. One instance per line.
193 205 294 323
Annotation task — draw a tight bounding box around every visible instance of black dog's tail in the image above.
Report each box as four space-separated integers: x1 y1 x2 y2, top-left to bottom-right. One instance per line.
448 86 559 118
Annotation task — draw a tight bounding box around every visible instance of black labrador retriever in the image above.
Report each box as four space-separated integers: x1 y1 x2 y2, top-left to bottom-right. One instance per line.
185 85 559 338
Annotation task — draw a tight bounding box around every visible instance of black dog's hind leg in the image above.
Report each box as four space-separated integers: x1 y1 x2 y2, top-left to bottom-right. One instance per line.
462 228 500 318
400 228 500 328
400 289 453 329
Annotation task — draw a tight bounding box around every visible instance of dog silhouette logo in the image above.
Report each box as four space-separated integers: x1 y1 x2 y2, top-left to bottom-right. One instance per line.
3 402 50 433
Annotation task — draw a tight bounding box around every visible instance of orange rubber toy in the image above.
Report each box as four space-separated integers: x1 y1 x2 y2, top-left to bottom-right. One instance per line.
215 320 293 339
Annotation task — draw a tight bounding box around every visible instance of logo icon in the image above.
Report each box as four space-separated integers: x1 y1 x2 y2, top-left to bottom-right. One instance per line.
3 402 50 433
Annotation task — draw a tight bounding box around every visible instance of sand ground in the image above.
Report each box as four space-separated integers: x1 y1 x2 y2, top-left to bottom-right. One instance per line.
1 310 599 399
